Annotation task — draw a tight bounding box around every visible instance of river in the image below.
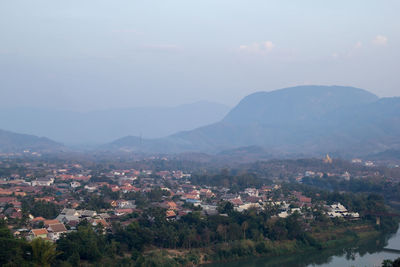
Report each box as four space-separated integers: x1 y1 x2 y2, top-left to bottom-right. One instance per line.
207 225 400 267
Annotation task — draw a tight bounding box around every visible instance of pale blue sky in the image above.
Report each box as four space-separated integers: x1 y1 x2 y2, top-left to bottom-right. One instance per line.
0 0 399 110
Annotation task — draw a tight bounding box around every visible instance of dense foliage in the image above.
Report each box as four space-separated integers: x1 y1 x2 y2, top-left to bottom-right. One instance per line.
22 198 61 219
2 185 399 266
302 176 400 203
191 170 268 192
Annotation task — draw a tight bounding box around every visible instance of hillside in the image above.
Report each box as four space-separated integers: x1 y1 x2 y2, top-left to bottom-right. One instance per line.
104 85 400 157
223 85 378 125
0 101 230 145
0 129 64 153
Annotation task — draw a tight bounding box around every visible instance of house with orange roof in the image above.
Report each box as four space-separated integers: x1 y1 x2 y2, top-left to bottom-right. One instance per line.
110 185 120 192
14 191 26 197
166 201 177 210
0 197 17 208
91 219 109 228
120 184 136 193
35 196 55 202
299 196 312 204
71 202 80 208
229 198 243 206
29 228 48 240
166 210 176 219
31 216 46 222
0 188 13 195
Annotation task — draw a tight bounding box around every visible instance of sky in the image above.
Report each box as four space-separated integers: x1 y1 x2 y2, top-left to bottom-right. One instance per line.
0 0 399 111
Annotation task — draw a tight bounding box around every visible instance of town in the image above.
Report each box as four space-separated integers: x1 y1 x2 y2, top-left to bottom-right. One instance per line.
1 154 382 241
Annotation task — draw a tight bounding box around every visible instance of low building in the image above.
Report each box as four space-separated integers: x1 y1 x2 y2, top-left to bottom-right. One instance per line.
235 203 262 212
47 223 67 241
29 228 48 240
70 181 81 188
32 177 54 186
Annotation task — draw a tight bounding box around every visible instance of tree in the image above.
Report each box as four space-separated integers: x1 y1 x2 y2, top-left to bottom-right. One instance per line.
217 224 227 242
382 258 400 267
31 238 60 267
0 219 29 265
382 259 393 267
56 225 104 262
22 198 60 219
241 221 248 240
217 201 234 215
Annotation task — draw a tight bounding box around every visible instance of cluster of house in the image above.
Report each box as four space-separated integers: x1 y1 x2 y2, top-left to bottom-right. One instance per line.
326 203 360 219
0 158 366 243
0 163 198 238
27 220 68 241
0 196 23 220
300 170 352 181
351 158 376 167
26 208 109 241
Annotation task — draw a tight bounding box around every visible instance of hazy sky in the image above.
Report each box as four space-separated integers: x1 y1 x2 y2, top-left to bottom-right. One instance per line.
0 1 399 111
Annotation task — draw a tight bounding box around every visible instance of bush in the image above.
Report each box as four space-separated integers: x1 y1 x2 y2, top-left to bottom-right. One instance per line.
255 241 266 254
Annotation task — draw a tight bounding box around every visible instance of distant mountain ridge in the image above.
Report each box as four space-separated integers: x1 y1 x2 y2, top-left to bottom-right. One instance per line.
3 85 400 158
223 85 378 125
0 129 64 153
105 85 400 157
0 101 230 145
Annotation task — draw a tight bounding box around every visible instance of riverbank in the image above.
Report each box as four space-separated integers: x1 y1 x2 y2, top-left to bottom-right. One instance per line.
203 224 382 265
139 222 388 266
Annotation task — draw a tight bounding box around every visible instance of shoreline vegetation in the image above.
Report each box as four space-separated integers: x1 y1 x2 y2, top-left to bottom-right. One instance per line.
2 212 396 267
140 223 388 266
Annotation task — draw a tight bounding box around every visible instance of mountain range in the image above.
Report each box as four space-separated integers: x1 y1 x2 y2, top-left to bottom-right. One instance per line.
1 85 400 158
104 85 400 157
0 101 230 145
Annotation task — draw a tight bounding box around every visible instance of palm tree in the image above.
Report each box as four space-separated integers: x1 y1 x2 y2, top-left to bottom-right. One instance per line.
31 238 61 267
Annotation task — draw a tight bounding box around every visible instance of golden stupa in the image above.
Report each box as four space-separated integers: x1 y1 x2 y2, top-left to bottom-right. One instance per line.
323 154 333 164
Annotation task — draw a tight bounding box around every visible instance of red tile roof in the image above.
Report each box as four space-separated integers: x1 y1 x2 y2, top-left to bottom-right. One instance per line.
32 217 46 222
31 228 48 236
166 210 176 218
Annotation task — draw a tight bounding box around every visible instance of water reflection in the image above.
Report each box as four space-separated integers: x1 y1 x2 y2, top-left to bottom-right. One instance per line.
207 226 400 267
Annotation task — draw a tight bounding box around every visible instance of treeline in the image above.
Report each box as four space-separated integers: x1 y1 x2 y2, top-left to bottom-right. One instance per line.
245 158 377 179
0 205 321 266
21 198 61 219
61 207 321 265
2 189 398 266
383 257 400 267
0 219 61 267
190 170 269 192
282 183 398 233
302 176 400 202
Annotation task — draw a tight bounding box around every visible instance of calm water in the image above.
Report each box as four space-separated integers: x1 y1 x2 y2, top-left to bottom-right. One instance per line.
208 225 400 267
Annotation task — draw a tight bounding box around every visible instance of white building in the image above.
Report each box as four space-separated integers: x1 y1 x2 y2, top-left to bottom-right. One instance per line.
31 177 54 186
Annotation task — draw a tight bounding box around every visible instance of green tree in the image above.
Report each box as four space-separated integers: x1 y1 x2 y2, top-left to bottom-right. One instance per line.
0 219 29 266
31 238 60 267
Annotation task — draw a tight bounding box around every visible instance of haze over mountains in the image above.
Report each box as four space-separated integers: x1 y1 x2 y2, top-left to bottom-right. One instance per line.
1 85 400 158
105 85 400 157
0 101 230 145
0 129 64 153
